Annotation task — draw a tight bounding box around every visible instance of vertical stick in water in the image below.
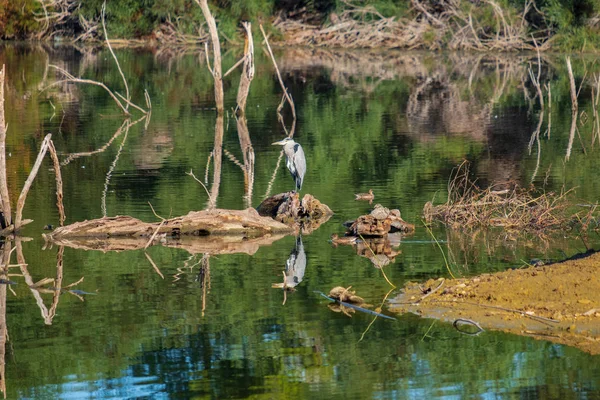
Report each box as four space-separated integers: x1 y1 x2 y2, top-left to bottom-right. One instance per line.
236 22 255 114
0 66 11 228
195 0 224 113
208 115 224 209
565 57 578 161
47 140 65 226
15 134 52 231
0 241 10 398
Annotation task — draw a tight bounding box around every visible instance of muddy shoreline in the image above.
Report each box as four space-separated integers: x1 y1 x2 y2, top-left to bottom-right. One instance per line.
389 251 600 354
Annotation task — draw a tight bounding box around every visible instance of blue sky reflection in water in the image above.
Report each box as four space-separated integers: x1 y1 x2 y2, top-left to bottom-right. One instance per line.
1 44 600 398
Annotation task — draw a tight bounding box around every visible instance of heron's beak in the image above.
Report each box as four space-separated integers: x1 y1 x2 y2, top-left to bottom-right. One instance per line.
272 139 286 145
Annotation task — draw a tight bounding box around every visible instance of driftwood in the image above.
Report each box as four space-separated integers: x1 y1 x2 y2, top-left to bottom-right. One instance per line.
329 286 364 304
44 232 287 255
45 208 293 241
348 204 415 237
257 192 333 234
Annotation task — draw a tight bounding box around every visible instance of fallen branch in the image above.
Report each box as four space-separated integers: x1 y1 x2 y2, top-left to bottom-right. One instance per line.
259 24 296 135
186 169 212 204
61 119 129 166
145 252 165 279
102 1 130 111
145 202 167 250
45 208 293 240
47 140 65 226
45 65 130 115
15 135 53 231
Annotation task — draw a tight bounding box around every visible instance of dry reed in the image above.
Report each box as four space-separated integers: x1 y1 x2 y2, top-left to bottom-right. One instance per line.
276 0 547 51
423 161 576 233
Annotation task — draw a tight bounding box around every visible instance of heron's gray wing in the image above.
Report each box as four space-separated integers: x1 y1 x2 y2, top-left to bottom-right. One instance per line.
292 144 306 189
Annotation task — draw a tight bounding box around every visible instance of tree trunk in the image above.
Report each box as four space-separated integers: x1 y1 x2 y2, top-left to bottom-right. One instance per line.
196 0 224 113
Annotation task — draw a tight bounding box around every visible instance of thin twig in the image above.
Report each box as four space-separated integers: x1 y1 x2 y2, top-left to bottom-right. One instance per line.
187 169 212 202
223 57 245 78
46 65 129 115
358 286 395 342
263 150 284 199
102 1 130 110
115 91 148 115
144 202 168 250
259 24 296 134
413 279 445 304
101 122 130 217
203 42 214 75
144 89 152 110
423 222 456 279
61 119 129 166
47 140 65 226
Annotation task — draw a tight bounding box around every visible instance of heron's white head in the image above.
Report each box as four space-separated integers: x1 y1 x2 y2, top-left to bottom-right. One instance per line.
272 137 294 146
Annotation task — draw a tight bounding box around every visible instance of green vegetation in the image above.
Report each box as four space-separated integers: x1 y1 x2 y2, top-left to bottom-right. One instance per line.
1 0 600 51
2 40 600 398
0 0 43 39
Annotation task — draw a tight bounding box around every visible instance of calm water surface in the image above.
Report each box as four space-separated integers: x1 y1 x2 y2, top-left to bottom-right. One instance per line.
0 44 599 398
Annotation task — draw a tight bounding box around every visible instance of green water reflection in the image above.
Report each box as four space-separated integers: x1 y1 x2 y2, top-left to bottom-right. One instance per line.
0 43 599 398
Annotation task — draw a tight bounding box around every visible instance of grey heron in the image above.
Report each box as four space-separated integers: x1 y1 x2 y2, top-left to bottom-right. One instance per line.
272 137 306 192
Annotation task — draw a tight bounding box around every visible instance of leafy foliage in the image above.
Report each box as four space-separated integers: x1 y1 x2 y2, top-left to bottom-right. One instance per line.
0 0 43 39
1 0 599 51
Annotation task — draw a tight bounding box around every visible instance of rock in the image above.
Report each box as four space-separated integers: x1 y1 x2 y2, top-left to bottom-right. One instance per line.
348 204 414 237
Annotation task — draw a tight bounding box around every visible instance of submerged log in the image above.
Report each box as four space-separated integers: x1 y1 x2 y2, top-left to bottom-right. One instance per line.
45 208 293 240
348 204 415 237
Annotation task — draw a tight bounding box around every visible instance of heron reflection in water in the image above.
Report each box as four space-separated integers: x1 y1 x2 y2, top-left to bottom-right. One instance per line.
272 236 306 303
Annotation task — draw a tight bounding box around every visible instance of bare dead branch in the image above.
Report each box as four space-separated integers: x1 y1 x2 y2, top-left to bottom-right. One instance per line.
259 24 296 130
195 0 224 113
236 22 255 114
145 252 165 279
46 64 130 115
47 140 65 226
15 134 53 231
101 122 130 217
101 1 130 110
0 65 11 227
